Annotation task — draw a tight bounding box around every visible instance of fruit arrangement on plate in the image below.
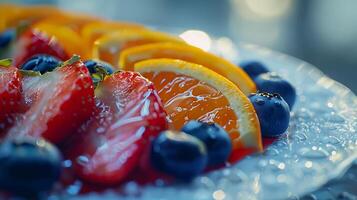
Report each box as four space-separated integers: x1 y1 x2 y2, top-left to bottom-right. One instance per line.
0 4 301 198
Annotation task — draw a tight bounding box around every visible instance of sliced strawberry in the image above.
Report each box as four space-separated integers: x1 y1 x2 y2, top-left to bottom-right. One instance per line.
14 29 70 67
0 63 22 132
64 71 167 185
7 56 95 143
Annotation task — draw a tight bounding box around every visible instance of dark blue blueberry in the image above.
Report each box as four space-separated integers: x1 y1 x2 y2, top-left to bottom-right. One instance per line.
181 121 232 167
84 60 114 74
240 61 269 79
254 72 296 109
0 138 62 195
0 29 15 48
249 92 290 137
151 130 208 181
21 55 61 74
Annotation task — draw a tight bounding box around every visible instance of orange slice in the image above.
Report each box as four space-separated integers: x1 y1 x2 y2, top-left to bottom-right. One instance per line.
1 5 62 30
92 29 185 66
119 42 256 95
35 13 101 33
32 22 89 59
81 21 145 48
134 58 262 151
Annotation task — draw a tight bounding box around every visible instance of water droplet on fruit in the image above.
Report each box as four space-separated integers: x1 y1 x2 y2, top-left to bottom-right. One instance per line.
76 155 89 166
63 160 72 168
96 127 106 133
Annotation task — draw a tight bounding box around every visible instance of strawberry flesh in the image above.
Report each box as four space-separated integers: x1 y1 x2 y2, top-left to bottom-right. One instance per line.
7 58 95 143
14 29 70 67
0 66 22 132
64 71 168 185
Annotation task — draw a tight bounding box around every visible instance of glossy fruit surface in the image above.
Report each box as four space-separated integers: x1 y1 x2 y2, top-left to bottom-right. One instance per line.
0 138 62 195
0 29 15 48
181 120 232 166
119 42 256 95
14 30 69 67
34 13 100 33
92 29 184 65
254 72 296 109
32 22 88 58
7 56 95 143
80 21 144 48
65 71 167 185
84 59 114 74
240 61 269 79
135 58 262 152
0 64 22 132
151 130 207 181
249 92 290 137
0 5 62 30
21 54 61 74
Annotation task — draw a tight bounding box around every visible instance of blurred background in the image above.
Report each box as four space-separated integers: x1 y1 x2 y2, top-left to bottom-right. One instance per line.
1 0 357 198
3 0 357 93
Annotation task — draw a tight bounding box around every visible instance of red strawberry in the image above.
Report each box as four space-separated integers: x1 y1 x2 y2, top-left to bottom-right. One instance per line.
7 56 95 143
228 138 277 164
0 61 22 132
14 29 70 67
64 71 167 185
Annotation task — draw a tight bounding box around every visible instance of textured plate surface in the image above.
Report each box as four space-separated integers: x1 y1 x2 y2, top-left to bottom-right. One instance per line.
69 34 357 200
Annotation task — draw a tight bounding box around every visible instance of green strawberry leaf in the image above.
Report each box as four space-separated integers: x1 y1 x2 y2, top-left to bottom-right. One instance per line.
92 65 110 87
60 55 81 67
19 69 41 77
0 58 13 67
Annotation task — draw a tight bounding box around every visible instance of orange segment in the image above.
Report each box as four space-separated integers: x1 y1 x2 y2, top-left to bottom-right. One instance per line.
92 29 185 66
119 42 256 95
32 22 89 59
1 5 62 30
81 21 145 48
135 58 262 151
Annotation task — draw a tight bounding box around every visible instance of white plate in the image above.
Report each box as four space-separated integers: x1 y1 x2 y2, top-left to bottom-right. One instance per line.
69 33 357 200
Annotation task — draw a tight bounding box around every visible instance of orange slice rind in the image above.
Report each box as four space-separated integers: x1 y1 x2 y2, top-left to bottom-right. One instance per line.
1 5 62 30
32 22 89 58
134 58 262 151
92 29 185 66
80 21 145 48
119 42 256 95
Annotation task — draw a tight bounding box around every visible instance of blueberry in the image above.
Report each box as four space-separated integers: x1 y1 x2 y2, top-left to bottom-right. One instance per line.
0 29 15 48
240 61 269 79
84 60 114 74
0 138 62 195
254 72 296 108
151 130 208 181
249 92 290 137
181 121 232 167
21 55 61 74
